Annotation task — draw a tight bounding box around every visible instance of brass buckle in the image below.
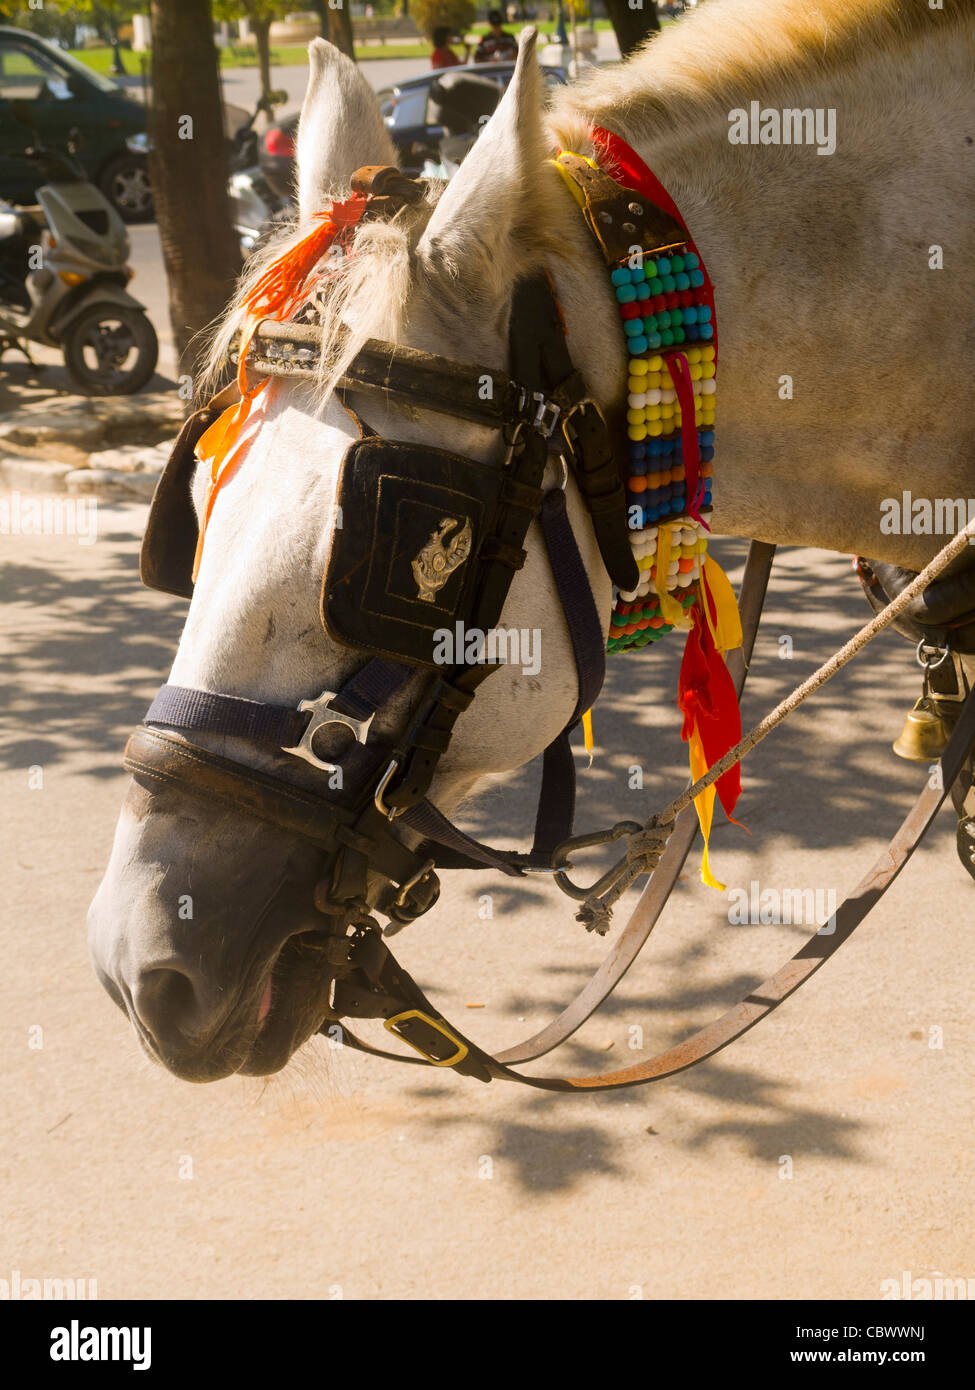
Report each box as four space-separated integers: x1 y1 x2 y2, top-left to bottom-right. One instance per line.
384 1009 469 1067
560 395 606 449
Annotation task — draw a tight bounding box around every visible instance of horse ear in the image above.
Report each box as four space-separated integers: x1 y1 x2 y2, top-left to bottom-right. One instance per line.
417 29 547 301
296 39 397 218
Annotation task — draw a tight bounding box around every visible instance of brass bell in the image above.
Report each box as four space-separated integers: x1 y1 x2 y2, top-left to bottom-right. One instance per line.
892 697 949 762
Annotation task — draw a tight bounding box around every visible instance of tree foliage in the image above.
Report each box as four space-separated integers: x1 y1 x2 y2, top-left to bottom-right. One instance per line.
12 2 139 45
411 0 476 42
213 0 294 99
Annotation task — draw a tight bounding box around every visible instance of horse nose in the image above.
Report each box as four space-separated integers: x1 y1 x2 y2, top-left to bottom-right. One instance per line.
130 961 217 1052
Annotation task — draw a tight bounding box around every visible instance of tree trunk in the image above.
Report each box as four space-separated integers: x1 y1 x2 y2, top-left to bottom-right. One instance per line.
254 17 273 97
148 0 241 384
603 0 661 59
310 2 356 60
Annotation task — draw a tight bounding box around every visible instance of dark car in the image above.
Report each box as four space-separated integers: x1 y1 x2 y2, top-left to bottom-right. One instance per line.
0 26 152 221
258 61 568 200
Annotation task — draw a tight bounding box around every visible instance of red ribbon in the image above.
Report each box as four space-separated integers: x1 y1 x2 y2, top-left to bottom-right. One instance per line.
665 351 707 528
678 606 742 821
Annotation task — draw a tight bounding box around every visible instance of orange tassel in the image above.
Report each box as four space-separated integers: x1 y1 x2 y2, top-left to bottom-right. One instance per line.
241 193 366 329
192 193 368 580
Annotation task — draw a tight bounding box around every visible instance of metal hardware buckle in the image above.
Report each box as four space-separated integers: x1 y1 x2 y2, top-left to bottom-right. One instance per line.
532 391 562 438
560 396 606 447
384 1009 469 1067
393 858 436 910
282 689 374 772
374 758 406 820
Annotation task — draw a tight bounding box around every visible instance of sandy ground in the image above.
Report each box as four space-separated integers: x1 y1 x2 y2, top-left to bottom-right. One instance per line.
1 503 973 1301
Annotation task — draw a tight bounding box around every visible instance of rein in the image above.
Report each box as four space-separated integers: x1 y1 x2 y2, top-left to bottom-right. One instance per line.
129 148 975 1091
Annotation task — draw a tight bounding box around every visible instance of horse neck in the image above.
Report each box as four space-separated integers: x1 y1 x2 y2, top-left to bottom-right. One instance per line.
558 22 975 569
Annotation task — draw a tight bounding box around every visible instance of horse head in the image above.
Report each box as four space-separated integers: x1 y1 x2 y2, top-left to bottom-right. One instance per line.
88 33 619 1082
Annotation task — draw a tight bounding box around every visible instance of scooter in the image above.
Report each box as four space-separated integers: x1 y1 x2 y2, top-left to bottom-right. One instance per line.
419 71 503 181
0 105 157 396
227 91 292 258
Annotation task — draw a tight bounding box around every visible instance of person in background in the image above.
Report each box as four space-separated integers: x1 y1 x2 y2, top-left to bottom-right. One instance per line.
430 25 462 68
473 9 518 63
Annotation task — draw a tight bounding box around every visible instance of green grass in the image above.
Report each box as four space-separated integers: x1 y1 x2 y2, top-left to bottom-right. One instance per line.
65 21 631 76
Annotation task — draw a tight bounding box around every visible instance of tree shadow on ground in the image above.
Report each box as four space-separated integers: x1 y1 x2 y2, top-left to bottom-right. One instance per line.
0 510 185 775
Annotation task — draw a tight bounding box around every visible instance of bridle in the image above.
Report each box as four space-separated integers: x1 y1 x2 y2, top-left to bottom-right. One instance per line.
126 157 975 1090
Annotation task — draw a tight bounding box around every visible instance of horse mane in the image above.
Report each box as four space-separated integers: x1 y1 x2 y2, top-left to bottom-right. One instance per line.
552 0 974 145
198 196 437 405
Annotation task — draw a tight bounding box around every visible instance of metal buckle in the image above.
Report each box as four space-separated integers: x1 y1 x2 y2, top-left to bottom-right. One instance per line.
282 689 374 772
393 858 436 910
560 396 606 448
384 1009 469 1067
374 758 406 820
532 391 561 439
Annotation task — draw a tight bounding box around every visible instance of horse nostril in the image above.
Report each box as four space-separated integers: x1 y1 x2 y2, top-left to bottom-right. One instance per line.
132 965 211 1048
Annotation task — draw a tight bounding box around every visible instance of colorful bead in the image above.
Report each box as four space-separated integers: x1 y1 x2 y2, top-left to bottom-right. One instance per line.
606 232 716 655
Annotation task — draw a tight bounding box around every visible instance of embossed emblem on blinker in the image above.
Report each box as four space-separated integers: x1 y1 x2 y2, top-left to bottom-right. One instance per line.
411 517 472 602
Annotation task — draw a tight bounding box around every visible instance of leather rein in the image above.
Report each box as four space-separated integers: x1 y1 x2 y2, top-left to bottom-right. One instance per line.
127 160 975 1090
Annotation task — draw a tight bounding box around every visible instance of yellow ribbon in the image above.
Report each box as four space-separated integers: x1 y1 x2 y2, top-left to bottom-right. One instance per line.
688 725 725 890
654 523 687 627
548 150 599 209
581 708 594 761
701 556 743 654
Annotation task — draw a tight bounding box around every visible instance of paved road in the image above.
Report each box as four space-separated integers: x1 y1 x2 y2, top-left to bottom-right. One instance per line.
3 515 973 1299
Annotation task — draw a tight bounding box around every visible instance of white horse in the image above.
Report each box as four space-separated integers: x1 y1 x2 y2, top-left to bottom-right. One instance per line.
89 0 975 1081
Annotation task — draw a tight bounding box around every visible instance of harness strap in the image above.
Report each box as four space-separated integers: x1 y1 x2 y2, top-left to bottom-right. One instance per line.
333 610 975 1090
531 487 607 857
144 658 414 766
249 321 560 435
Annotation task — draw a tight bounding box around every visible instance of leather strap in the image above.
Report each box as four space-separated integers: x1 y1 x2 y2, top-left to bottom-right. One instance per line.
556 153 688 263
336 611 975 1089
249 320 556 434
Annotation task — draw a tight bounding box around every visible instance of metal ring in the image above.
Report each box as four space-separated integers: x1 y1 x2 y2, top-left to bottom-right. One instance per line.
373 759 406 820
547 455 568 491
916 639 951 670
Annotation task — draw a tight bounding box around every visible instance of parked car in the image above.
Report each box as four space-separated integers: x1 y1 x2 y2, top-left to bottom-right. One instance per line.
0 25 152 222
257 60 569 198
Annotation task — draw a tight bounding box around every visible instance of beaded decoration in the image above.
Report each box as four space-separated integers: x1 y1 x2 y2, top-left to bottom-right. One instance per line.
607 252 717 655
